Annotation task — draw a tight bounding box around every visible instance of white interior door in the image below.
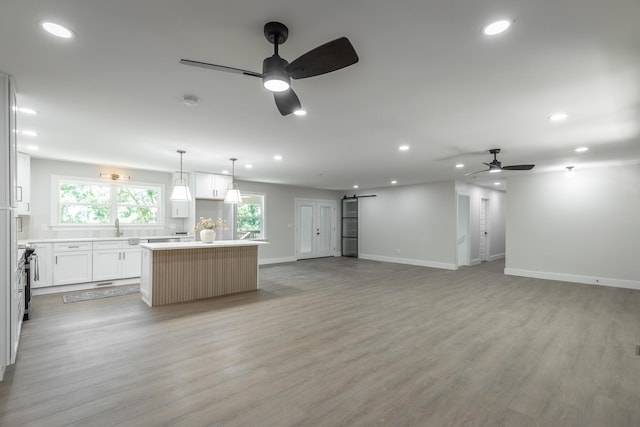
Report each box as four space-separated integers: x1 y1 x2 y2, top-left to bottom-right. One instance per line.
296 199 336 259
479 198 489 262
457 194 470 267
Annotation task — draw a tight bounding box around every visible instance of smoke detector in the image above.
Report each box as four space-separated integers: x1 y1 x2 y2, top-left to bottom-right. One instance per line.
182 95 199 106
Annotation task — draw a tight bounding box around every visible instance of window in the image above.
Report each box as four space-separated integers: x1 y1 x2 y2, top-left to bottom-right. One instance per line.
54 177 162 226
235 193 265 239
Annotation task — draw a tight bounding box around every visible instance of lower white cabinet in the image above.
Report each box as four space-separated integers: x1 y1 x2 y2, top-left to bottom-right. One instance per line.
53 242 93 286
31 243 53 288
93 241 141 281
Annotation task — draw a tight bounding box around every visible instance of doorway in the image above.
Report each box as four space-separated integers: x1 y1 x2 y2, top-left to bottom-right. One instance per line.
479 198 489 262
457 194 470 267
296 199 337 259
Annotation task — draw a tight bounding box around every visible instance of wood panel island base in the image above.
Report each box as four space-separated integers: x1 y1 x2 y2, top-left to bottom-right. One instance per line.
139 240 268 306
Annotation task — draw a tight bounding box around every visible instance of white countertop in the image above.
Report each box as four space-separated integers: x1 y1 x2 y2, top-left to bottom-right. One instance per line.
19 235 193 245
140 240 269 250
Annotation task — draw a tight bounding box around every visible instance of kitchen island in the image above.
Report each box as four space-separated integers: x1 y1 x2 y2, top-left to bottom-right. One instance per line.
139 240 268 307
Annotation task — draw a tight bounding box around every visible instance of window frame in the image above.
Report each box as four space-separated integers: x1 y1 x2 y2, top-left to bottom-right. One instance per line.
235 192 266 240
51 175 165 229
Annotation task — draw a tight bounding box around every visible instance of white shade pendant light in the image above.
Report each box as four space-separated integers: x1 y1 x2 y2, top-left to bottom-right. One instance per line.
170 150 192 201
224 157 242 204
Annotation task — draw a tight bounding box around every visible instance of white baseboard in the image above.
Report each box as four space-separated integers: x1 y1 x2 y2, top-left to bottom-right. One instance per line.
504 268 640 290
359 254 457 270
259 256 297 266
471 258 481 266
489 253 505 262
32 278 140 296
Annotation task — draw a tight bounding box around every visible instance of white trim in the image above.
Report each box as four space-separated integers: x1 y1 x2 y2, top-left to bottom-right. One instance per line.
359 253 457 270
32 277 140 296
259 256 297 265
504 268 640 290
471 258 481 266
488 252 505 262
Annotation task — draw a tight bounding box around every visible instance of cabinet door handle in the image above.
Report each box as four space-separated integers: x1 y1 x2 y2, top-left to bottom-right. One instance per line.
123 252 126 260
27 202 30 212
16 186 23 202
55 256 58 264
68 245 80 249
118 252 121 260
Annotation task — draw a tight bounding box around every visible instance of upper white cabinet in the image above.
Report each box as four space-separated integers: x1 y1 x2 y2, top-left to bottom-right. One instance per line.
16 152 30 215
194 172 231 200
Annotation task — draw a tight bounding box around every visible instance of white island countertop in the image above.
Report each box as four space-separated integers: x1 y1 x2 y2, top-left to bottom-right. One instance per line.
140 240 269 251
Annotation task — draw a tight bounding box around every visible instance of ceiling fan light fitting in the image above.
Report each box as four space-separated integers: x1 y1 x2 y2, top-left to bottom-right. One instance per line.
262 55 290 92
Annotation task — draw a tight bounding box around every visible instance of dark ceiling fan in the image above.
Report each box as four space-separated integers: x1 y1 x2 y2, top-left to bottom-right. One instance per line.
465 149 535 176
179 21 359 116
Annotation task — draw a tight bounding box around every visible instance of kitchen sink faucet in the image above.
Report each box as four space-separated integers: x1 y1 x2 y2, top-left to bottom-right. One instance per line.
115 218 123 237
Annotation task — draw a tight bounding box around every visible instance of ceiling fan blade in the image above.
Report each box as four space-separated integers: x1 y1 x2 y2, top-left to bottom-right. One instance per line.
179 59 262 78
285 37 359 80
502 164 535 171
274 89 301 116
465 169 490 176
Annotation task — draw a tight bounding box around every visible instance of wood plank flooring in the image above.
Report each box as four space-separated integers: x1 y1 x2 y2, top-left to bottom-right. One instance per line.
1 258 639 426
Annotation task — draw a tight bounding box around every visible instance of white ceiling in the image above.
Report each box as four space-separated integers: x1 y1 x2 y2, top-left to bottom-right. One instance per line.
1 0 639 191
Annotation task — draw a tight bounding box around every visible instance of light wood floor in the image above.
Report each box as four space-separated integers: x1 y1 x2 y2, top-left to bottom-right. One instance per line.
1 258 639 426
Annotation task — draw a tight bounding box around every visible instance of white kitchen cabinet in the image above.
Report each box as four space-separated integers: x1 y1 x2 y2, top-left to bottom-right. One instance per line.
30 243 53 288
170 172 190 218
92 240 141 281
194 172 231 200
53 242 93 286
121 247 141 278
16 152 30 216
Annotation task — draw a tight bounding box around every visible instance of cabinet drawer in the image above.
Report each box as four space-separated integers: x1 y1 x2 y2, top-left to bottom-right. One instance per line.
93 240 123 250
53 242 93 251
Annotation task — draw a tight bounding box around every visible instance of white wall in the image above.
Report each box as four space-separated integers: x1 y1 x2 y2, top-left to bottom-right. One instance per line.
358 180 457 269
235 180 342 264
456 182 507 264
23 158 189 240
505 164 640 289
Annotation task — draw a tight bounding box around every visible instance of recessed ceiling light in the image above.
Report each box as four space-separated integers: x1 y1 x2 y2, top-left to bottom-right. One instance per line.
494 182 501 186
21 130 39 137
26 145 39 151
274 155 283 161
17 107 38 115
489 168 501 173
353 185 359 189
455 163 464 168
293 109 307 116
399 145 410 151
222 170 230 175
391 180 397 184
549 112 568 122
182 95 199 106
483 19 512 36
245 164 253 169
41 22 75 39
574 147 589 153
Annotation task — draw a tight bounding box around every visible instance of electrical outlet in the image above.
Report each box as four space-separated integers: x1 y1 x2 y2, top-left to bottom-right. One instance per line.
396 248 401 254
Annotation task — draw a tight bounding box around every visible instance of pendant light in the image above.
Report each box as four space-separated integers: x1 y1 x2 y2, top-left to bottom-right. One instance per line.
170 150 192 201
224 157 242 204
